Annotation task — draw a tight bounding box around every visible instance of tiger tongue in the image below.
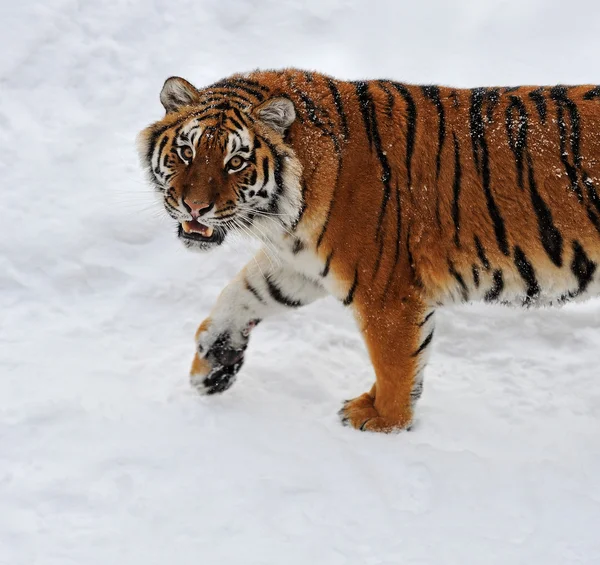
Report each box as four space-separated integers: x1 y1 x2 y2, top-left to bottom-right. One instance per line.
182 220 214 237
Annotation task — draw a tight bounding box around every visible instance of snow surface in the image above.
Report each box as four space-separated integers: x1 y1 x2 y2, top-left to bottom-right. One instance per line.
2 1 600 563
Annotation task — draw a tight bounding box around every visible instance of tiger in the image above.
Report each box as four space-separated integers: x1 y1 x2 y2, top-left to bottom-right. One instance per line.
137 69 600 433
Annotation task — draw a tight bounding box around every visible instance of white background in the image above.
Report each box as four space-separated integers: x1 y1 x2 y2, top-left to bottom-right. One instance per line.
2 1 600 563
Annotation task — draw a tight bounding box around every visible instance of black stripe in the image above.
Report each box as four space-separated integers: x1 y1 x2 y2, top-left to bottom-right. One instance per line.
418 311 435 327
270 152 285 213
298 88 331 130
292 80 337 150
470 88 484 174
354 81 392 243
257 135 286 214
165 202 180 220
449 262 469 301
389 82 417 191
571 241 597 294
261 156 270 189
292 239 304 254
412 330 434 357
583 172 600 216
485 88 501 123
377 81 396 119
583 86 600 100
586 206 600 233
343 269 359 306
227 77 270 92
355 81 374 147
232 106 254 127
470 88 510 256
264 275 303 308
526 153 564 267
321 251 334 277
185 111 225 125
472 265 480 288
245 279 267 304
420 85 446 180
421 85 444 229
586 206 600 236
326 78 349 140
209 80 265 100
474 236 491 270
450 90 459 108
452 133 462 248
529 88 547 123
505 96 528 190
199 94 250 107
197 101 232 113
550 86 583 201
513 246 541 301
410 381 424 402
484 270 504 302
154 135 169 173
227 116 244 130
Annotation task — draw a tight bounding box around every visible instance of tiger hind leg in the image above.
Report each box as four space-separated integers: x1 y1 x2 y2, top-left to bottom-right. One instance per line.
339 293 434 433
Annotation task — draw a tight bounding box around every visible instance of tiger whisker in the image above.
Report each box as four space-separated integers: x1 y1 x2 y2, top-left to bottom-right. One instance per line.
233 216 281 270
229 219 274 276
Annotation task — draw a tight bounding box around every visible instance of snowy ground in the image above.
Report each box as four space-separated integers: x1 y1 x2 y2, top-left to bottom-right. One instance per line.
2 1 600 563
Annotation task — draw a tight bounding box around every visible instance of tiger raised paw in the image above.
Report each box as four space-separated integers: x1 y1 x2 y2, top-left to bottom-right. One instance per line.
139 69 600 433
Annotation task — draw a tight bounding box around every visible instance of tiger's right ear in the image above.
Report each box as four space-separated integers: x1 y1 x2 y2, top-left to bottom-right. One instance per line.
160 77 200 113
254 97 296 134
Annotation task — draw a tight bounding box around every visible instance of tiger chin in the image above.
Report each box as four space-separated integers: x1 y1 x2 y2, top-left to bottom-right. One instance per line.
138 70 600 434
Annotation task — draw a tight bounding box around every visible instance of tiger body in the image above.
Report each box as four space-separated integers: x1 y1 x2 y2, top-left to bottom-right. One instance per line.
138 69 600 433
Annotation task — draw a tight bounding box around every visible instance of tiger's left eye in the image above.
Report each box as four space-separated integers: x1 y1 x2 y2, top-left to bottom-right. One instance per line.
227 155 246 171
180 146 194 162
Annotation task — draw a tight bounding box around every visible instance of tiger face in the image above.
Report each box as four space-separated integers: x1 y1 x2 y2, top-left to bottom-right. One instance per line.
137 77 303 251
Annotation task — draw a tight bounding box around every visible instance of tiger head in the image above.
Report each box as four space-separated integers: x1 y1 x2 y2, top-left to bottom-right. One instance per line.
137 76 303 251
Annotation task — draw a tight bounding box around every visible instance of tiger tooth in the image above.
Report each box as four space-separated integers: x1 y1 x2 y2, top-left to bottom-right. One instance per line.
205 226 214 237
182 221 192 234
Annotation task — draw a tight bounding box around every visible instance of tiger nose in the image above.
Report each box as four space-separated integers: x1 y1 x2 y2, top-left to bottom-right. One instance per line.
183 199 214 218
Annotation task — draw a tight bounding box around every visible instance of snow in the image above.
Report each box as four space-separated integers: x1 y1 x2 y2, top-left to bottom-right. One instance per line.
2 0 600 563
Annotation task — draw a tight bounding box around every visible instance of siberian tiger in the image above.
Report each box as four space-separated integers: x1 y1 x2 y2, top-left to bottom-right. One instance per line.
138 69 600 433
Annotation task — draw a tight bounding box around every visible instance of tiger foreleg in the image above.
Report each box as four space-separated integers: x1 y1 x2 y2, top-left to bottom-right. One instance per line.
340 291 435 433
190 248 326 395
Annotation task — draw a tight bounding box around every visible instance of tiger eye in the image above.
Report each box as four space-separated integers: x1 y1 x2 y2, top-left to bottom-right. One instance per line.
181 146 193 161
229 156 245 170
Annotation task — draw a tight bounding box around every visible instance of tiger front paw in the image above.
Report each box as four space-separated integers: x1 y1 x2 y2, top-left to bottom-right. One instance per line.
189 351 244 395
190 319 252 395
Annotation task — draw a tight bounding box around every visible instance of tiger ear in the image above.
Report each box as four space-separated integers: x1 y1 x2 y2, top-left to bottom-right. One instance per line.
160 76 200 113
254 97 296 134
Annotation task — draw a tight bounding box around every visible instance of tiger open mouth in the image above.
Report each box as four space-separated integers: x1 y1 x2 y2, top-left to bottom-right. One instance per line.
178 220 225 246
182 220 214 238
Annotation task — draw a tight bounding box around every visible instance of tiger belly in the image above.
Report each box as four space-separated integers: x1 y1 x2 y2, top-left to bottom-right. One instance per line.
430 244 599 308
